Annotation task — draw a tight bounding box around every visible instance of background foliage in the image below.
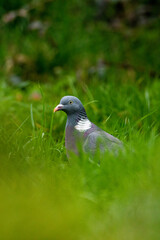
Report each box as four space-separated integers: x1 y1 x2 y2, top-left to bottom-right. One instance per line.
0 0 160 239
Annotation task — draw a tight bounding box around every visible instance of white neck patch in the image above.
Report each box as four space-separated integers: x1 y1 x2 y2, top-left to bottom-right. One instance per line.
75 118 91 132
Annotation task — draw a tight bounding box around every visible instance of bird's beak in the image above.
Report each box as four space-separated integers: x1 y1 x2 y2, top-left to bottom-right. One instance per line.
54 104 64 112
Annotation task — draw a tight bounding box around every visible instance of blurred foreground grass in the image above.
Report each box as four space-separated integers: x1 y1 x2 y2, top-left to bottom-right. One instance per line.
0 76 160 239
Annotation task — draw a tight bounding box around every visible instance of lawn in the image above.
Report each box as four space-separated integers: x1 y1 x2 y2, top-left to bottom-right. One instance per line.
0 76 160 239
0 1 160 239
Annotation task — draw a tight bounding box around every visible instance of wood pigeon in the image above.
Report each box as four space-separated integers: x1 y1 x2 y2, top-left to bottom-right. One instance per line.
54 96 122 157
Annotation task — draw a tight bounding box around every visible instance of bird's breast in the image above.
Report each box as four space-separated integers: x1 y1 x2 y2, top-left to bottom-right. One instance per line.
65 126 79 156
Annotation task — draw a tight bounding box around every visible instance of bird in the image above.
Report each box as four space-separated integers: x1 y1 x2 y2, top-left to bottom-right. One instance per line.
54 96 122 158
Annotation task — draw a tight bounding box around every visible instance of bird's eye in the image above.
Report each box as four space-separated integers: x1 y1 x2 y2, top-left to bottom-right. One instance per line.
69 101 73 104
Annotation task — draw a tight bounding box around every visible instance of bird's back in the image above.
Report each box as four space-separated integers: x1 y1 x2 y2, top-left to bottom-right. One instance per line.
83 123 122 155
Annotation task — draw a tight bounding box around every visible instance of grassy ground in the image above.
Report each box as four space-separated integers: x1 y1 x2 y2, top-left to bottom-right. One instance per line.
1 1 160 239
0 75 160 239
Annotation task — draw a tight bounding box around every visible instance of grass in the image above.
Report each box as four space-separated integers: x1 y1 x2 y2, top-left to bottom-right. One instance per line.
0 1 160 238
0 75 160 240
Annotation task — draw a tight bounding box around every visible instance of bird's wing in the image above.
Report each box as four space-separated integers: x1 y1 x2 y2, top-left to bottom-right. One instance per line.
83 130 122 154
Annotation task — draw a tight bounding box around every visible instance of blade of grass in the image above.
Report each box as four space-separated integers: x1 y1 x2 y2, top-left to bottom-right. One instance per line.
30 104 35 130
8 116 30 142
49 111 54 144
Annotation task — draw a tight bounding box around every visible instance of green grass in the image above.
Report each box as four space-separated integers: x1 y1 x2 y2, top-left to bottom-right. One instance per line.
0 76 160 240
1 1 160 238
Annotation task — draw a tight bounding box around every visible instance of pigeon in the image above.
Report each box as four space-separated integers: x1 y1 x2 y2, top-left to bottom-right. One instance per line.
54 96 122 157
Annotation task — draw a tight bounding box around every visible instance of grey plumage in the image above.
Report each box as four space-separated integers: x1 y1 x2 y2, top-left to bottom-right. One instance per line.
54 96 122 157
83 126 122 155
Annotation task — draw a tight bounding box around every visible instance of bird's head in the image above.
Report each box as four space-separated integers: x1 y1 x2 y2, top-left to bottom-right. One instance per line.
54 96 86 116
